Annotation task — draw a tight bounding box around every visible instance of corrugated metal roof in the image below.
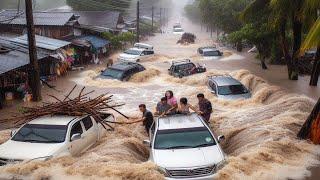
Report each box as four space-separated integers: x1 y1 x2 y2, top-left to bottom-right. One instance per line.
78 35 110 49
0 39 50 75
11 35 71 51
0 9 76 26
73 11 120 29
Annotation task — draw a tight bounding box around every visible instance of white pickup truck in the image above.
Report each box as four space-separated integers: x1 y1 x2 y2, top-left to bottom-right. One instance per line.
0 114 115 166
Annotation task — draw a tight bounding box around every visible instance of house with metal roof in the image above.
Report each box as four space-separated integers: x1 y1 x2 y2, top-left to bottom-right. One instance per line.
11 34 71 51
74 11 123 31
0 9 79 39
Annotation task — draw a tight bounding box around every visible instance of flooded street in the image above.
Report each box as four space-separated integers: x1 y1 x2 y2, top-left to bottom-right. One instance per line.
0 1 319 180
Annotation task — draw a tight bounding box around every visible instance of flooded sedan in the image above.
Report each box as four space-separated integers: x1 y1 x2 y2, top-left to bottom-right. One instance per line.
208 76 251 100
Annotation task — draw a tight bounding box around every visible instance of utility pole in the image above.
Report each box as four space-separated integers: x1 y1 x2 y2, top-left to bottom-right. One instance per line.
160 8 162 28
25 0 41 101
136 1 140 42
151 6 154 32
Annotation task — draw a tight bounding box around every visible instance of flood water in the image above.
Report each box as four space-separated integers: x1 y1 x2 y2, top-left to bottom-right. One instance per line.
0 0 319 179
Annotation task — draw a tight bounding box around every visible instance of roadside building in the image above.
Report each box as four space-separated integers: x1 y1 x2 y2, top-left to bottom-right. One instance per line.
0 9 79 39
10 34 75 77
0 39 51 106
73 11 124 35
74 35 110 64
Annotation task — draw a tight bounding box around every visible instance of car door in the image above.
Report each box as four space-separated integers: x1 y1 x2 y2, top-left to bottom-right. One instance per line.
80 116 98 149
69 120 87 156
209 80 217 95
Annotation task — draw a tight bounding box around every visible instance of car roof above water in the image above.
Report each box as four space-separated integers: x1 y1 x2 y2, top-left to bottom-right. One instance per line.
110 62 142 71
157 113 205 130
209 76 242 86
202 48 219 52
28 116 81 126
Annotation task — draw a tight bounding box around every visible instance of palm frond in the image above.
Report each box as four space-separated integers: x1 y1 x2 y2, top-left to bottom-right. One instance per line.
301 18 320 52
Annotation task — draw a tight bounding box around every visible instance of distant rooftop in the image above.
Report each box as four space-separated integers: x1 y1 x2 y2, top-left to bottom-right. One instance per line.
74 11 121 29
47 9 122 29
0 9 77 26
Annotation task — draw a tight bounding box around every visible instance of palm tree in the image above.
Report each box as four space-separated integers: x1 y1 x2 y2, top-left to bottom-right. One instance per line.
301 0 320 86
302 19 320 86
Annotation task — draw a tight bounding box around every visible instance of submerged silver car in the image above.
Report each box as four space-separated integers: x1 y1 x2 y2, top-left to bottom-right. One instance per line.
143 113 226 179
208 76 251 100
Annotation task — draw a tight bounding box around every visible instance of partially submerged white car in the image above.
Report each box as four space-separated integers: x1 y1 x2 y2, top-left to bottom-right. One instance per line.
134 43 153 50
173 27 185 35
0 114 115 166
143 113 226 179
118 48 155 62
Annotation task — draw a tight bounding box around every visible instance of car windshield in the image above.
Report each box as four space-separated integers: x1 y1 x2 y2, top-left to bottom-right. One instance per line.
154 127 216 149
174 28 184 32
102 68 124 79
203 50 220 56
218 85 249 95
124 49 141 55
12 124 67 143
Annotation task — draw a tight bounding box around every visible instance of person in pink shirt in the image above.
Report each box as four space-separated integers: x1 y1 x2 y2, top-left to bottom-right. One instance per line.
165 90 178 109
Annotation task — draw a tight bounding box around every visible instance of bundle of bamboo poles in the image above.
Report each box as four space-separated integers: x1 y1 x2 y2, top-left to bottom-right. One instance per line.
0 85 125 130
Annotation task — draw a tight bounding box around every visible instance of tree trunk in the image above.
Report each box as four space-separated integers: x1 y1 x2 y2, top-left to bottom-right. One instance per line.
309 46 320 86
298 98 320 144
261 58 268 69
236 42 242 52
290 5 303 81
279 19 292 78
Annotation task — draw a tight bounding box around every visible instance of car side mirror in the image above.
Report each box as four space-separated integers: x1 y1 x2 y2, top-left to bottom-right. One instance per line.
10 129 17 137
218 135 225 143
71 133 81 141
143 140 151 147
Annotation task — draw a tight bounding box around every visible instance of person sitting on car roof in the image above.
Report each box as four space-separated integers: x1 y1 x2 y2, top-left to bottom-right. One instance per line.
165 90 178 108
155 97 172 116
170 97 200 115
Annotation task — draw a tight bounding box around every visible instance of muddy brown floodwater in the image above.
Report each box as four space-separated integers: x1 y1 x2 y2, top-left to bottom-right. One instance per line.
0 1 319 179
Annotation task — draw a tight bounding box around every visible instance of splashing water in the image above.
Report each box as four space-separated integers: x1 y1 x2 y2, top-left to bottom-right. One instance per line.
0 68 318 180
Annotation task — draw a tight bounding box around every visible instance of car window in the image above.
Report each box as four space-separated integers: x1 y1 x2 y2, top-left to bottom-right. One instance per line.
82 116 93 131
12 124 67 143
70 121 83 139
154 127 216 149
204 51 220 56
218 84 249 95
209 81 216 92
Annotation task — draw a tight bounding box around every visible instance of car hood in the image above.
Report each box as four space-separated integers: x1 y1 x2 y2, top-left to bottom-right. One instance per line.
0 140 65 160
119 53 139 59
153 146 224 169
218 92 252 100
